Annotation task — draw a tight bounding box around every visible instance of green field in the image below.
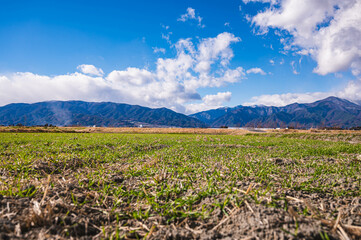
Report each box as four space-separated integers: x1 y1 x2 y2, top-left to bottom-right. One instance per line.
1 132 361 239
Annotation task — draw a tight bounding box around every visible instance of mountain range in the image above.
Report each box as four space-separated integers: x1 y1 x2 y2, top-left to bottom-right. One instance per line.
190 96 361 129
0 101 207 128
0 97 360 129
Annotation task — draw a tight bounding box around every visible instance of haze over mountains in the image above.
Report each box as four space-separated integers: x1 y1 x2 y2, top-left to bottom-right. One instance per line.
0 97 360 129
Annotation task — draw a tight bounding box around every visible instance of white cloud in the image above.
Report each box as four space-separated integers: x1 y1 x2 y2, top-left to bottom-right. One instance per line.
248 0 361 76
246 67 266 75
0 33 243 114
77 64 104 77
0 72 110 106
161 33 172 44
161 25 172 44
203 92 232 105
290 61 299 74
269 59 275 65
153 47 166 54
337 78 361 104
244 92 330 106
178 7 205 28
186 92 232 113
244 78 361 106
194 32 241 74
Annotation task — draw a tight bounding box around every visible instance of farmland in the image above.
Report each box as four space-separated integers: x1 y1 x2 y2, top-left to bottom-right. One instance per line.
1 130 361 239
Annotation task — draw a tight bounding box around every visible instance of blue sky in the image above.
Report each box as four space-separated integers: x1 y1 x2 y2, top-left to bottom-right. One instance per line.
0 0 360 113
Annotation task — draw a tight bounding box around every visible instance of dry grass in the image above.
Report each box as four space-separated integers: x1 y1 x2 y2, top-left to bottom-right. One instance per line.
0 126 254 134
2 125 361 135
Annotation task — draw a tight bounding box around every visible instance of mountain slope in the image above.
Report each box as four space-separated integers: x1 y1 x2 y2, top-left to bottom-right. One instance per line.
191 97 361 128
0 101 208 128
190 107 234 125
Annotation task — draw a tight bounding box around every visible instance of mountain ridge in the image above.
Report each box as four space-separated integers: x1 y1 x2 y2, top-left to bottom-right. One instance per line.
190 96 361 129
0 101 207 128
1 97 361 129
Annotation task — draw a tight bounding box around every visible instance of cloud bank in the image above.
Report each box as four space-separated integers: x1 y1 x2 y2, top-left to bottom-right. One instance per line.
0 33 245 114
246 0 361 76
241 0 361 107
244 78 361 106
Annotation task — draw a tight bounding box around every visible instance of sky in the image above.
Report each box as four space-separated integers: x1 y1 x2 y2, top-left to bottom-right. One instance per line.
0 0 361 114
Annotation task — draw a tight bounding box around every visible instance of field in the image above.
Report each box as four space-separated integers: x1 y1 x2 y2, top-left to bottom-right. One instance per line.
1 129 361 239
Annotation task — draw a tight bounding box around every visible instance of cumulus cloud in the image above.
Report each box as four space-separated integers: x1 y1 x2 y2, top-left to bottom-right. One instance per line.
246 67 266 75
246 0 361 76
0 33 244 114
186 92 232 113
244 78 361 106
0 72 110 106
77 64 104 77
178 7 205 28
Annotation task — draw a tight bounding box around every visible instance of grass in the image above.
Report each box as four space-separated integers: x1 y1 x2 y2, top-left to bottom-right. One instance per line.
0 131 361 239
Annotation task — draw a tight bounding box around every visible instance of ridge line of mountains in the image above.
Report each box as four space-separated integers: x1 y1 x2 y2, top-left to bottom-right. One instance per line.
0 96 360 129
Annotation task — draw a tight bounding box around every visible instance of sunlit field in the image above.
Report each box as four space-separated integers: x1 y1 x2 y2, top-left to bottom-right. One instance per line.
1 130 361 239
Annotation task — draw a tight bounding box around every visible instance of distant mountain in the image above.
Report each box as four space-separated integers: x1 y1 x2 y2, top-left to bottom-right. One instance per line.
2 97 360 129
0 101 207 128
190 97 361 129
190 107 235 125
